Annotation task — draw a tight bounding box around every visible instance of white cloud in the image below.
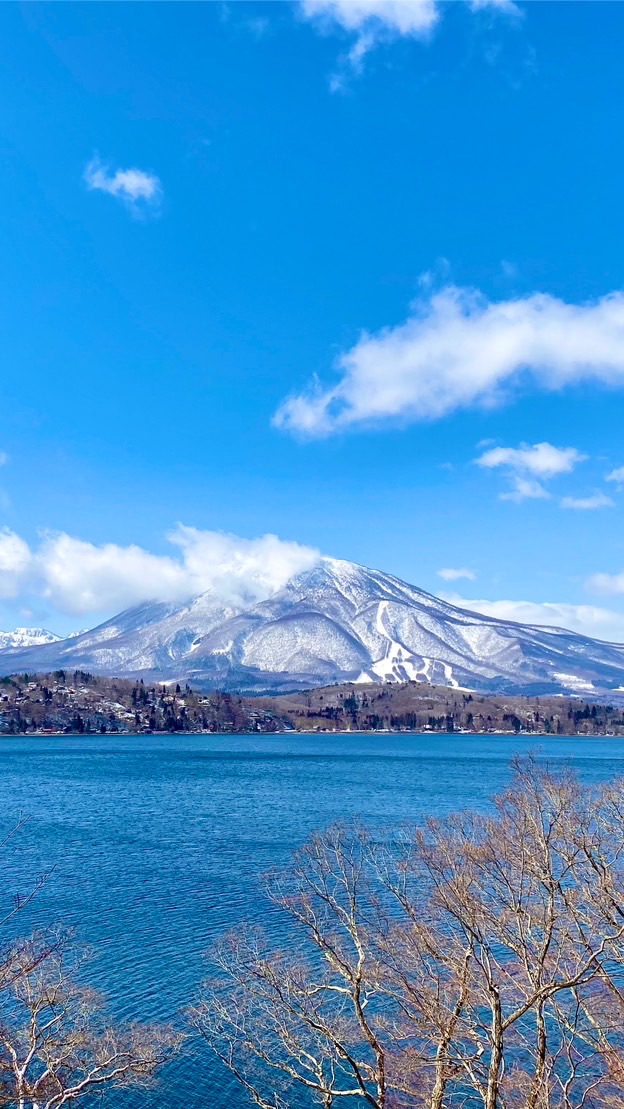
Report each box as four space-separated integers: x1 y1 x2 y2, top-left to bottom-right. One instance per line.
0 451 8 467
274 286 624 435
500 476 550 503
302 0 439 47
442 591 624 643
0 527 321 617
476 442 585 478
560 493 614 511
37 533 188 615
0 530 32 600
436 567 476 582
299 0 518 74
587 570 624 597
475 441 586 502
84 157 162 213
606 466 624 486
166 526 320 606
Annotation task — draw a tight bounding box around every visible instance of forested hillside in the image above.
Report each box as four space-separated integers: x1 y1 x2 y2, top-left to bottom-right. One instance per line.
0 671 287 734
258 681 624 735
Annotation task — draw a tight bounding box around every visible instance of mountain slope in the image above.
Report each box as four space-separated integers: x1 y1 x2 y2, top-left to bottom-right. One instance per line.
0 628 61 650
2 558 624 695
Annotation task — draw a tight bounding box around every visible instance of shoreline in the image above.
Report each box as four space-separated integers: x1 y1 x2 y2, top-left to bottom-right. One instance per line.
2 729 623 740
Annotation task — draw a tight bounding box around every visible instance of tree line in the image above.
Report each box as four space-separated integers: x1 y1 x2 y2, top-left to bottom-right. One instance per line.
0 672 286 734
270 683 624 735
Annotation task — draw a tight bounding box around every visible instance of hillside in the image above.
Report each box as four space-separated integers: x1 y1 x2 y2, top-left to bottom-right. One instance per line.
2 558 624 696
0 671 288 735
2 672 624 736
258 681 624 736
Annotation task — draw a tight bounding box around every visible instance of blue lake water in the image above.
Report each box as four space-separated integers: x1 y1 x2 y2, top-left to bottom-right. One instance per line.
3 731 624 1107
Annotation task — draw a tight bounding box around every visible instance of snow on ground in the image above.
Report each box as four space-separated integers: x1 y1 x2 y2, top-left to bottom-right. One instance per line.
371 601 429 682
0 627 61 649
418 657 434 682
4 557 624 694
442 662 459 689
552 672 596 692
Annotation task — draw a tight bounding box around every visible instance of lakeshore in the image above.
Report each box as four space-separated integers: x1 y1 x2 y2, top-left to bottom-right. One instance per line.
3 670 624 737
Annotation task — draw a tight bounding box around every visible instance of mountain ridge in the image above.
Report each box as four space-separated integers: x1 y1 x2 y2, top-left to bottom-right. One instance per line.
0 628 62 650
2 557 624 696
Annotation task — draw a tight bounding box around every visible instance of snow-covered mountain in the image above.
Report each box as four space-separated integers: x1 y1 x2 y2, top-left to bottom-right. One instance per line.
0 627 62 650
2 558 624 696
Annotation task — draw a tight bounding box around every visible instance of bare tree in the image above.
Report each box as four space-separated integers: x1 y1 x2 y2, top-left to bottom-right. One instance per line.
0 825 182 1109
0 936 181 1109
192 759 624 1109
190 823 395 1109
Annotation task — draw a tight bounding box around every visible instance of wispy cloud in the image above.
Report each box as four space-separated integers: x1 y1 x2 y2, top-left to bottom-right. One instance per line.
437 567 476 582
84 157 162 215
560 493 614 511
501 478 551 503
588 570 624 597
0 451 8 467
274 286 624 436
299 0 519 83
475 442 585 503
500 259 518 279
606 466 624 486
442 591 624 643
476 442 584 477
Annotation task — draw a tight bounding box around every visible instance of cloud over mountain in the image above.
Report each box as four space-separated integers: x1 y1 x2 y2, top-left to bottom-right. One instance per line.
441 591 624 644
4 558 624 696
436 567 476 582
0 527 320 616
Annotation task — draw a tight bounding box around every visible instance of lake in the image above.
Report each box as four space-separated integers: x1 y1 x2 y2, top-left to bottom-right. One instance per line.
2 731 624 1107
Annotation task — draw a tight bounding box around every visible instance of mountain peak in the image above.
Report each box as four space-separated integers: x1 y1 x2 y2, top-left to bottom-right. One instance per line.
1 560 624 696
0 628 62 650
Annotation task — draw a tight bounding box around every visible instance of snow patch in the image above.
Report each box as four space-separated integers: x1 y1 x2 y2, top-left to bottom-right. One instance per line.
417 657 434 682
552 672 596 692
442 662 459 689
370 601 424 682
0 627 61 650
3 557 624 695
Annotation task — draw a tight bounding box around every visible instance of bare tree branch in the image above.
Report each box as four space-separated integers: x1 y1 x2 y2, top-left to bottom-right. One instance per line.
193 759 624 1109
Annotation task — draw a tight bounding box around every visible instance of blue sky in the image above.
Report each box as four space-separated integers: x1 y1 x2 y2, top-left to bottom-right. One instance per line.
2 0 624 638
